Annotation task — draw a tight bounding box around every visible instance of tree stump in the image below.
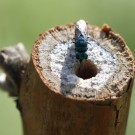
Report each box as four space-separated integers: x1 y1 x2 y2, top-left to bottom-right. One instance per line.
19 21 135 135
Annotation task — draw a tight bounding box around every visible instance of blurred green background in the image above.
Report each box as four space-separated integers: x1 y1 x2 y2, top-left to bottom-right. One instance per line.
0 0 134 135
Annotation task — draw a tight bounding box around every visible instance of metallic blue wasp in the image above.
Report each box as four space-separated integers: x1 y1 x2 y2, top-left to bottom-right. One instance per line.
73 20 98 79
74 20 89 63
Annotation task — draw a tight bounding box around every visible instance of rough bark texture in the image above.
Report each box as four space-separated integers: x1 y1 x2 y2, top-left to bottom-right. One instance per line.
0 43 29 96
19 22 135 135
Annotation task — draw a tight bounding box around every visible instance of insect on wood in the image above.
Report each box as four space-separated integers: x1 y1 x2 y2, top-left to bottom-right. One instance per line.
74 20 89 63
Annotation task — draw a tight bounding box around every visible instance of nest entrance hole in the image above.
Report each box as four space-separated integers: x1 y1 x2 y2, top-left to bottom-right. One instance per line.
75 60 98 79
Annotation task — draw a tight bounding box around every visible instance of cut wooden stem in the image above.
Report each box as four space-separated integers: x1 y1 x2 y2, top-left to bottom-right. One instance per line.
19 22 135 135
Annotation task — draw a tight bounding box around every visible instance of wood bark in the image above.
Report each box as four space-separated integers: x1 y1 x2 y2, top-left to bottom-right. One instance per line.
19 22 135 135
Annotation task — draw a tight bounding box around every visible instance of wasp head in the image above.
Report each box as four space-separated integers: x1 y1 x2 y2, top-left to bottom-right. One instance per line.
75 20 88 40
